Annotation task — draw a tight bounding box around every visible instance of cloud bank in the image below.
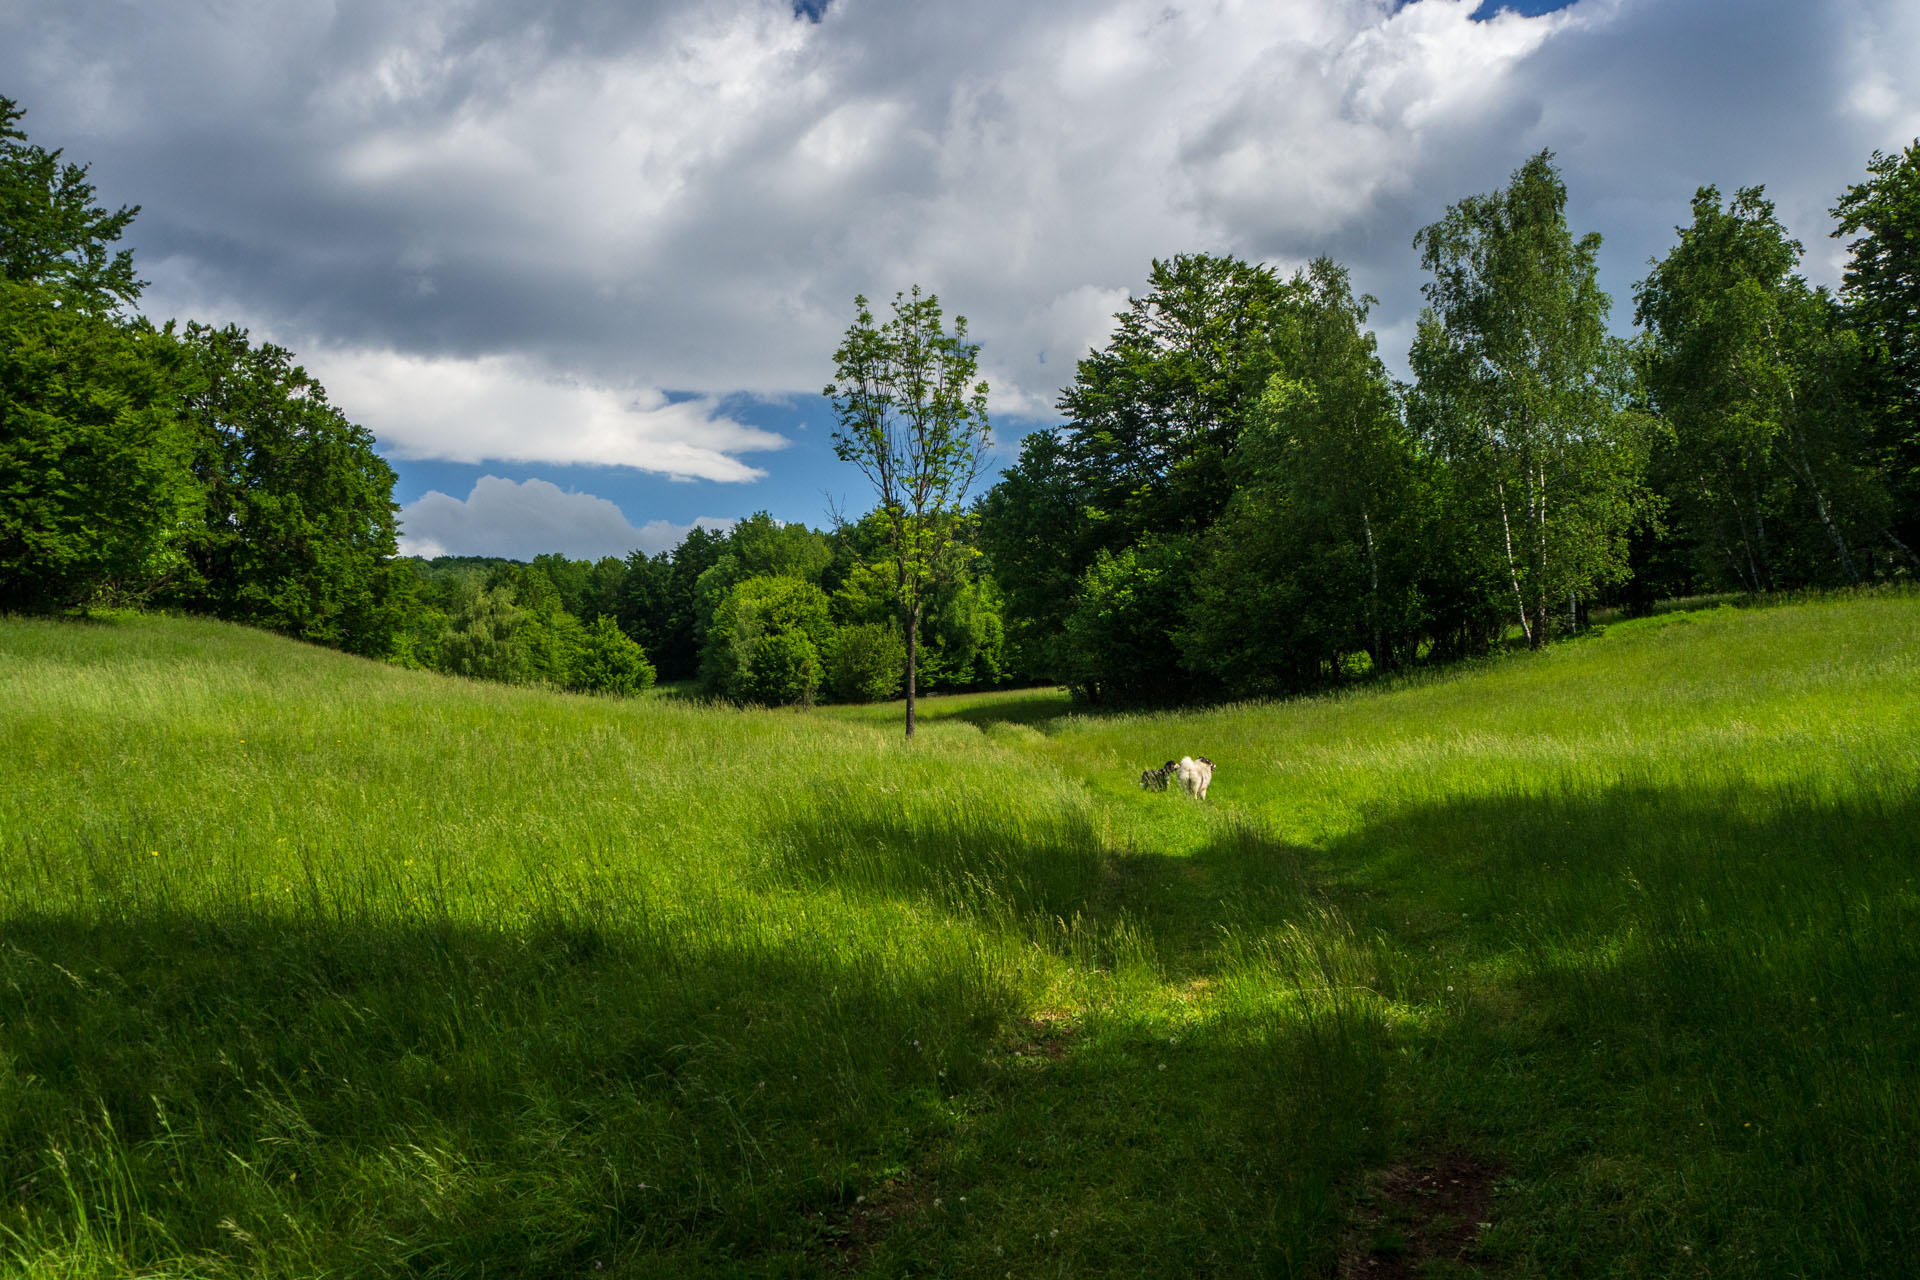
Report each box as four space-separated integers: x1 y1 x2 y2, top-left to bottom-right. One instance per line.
398 477 736 561
5 0 1917 487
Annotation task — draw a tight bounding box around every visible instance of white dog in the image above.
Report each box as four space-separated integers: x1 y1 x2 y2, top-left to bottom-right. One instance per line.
1172 756 1214 800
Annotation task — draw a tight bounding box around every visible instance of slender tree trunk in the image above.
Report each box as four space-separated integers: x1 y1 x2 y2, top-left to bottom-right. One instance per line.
1361 507 1384 670
898 546 917 739
1722 483 1762 595
1887 530 1920 574
1496 481 1532 645
1782 418 1861 585
1528 455 1550 650
1767 317 1860 586
904 610 918 738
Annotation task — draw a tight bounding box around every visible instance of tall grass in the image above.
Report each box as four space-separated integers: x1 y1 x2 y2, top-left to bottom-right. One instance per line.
3 598 1917 1276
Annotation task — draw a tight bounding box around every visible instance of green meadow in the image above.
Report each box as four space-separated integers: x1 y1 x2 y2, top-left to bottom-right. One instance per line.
3 596 1917 1277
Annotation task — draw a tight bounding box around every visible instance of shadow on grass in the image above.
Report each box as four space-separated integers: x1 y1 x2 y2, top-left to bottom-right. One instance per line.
770 792 1325 977
0 867 1381 1280
0 907 1021 1277
927 689 1076 734
1314 782 1920 1278
771 777 1920 1276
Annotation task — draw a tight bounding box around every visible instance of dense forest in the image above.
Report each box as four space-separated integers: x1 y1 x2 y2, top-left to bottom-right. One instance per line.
4 91 1916 707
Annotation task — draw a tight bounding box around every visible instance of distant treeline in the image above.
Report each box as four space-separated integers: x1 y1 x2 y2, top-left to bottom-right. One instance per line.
396 507 1010 705
4 89 1917 708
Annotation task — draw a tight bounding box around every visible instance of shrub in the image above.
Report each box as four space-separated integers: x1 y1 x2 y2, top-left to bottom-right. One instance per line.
825 621 906 702
701 575 833 706
567 614 657 696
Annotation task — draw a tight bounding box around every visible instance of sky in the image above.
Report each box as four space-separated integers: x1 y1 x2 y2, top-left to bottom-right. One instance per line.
3 0 1917 560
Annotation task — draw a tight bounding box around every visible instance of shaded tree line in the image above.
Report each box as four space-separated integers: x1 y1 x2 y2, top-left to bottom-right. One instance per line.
980 145 1920 705
1 96 408 656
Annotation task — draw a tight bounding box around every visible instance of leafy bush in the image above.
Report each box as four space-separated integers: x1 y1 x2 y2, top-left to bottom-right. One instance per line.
567 614 656 695
1062 538 1196 705
739 628 824 707
825 621 905 702
435 586 532 684
701 575 833 706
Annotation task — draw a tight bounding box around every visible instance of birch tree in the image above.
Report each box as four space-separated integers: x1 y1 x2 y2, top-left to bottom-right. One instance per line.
1637 186 1872 589
825 287 991 737
1409 152 1642 647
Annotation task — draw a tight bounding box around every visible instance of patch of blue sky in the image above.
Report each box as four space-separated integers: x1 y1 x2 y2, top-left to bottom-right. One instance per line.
383 392 1043 549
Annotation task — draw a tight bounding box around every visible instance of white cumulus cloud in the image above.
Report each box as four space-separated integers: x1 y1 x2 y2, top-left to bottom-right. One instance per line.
313 350 789 482
398 476 735 560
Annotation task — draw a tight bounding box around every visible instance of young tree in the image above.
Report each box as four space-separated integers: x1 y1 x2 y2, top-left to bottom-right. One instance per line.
1410 152 1644 647
826 287 991 737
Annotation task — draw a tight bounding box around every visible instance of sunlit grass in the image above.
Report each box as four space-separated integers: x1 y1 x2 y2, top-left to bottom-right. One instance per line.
4 596 1918 1276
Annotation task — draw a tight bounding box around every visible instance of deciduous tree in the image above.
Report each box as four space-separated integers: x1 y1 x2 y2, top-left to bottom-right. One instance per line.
826 287 991 736
1410 152 1644 647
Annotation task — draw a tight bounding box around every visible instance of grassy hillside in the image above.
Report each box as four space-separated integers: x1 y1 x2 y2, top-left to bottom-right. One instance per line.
3 598 1916 1277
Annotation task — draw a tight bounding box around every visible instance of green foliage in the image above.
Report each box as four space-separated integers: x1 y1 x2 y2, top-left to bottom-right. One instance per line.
1185 260 1437 696
1062 538 1195 704
1055 253 1295 544
982 256 1304 699
0 96 141 314
974 429 1082 682
0 281 199 611
567 613 656 695
827 286 992 734
824 620 906 702
701 573 833 706
616 525 726 683
726 510 832 582
0 97 418 654
1832 139 1920 429
435 583 533 684
167 324 409 654
1831 142 1920 566
1410 151 1646 646
531 552 628 623
1637 186 1884 590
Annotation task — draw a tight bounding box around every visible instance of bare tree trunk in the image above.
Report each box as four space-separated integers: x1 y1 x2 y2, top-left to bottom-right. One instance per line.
1496 482 1532 646
1767 317 1860 586
1722 482 1762 594
1361 507 1384 670
1528 456 1549 649
1888 530 1920 574
904 597 918 739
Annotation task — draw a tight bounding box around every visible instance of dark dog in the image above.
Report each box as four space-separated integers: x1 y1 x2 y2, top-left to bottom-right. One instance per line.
1139 759 1178 791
